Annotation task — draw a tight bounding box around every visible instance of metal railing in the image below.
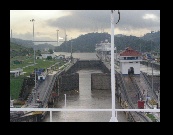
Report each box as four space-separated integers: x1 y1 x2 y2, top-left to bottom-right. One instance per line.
10 108 160 122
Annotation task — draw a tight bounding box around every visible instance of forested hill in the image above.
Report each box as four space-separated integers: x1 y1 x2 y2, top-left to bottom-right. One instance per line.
54 31 160 53
10 42 33 57
10 38 55 51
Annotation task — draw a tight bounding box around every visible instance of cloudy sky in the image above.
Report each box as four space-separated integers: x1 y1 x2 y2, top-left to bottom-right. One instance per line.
10 10 160 46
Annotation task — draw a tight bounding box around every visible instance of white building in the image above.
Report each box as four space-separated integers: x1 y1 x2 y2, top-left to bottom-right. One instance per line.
36 56 43 59
54 54 65 59
10 68 23 77
41 53 55 59
119 47 142 75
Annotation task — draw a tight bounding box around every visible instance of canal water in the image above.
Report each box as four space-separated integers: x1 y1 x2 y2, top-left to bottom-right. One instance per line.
43 52 160 122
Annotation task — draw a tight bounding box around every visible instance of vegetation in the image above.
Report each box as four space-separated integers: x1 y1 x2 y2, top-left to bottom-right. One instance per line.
10 76 24 99
147 113 157 122
54 31 160 53
10 42 33 58
10 42 66 100
48 49 54 54
47 56 52 60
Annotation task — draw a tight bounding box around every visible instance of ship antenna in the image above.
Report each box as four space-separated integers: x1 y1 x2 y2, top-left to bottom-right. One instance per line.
111 10 121 24
116 10 120 24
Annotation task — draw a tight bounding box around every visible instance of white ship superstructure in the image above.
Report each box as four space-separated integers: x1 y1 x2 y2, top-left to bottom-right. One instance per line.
95 39 116 62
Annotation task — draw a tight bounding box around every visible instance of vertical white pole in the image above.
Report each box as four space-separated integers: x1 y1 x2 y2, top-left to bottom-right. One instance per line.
50 111 52 122
64 94 66 108
64 94 66 122
152 61 153 93
110 10 118 122
57 30 59 46
11 29 12 38
71 38 72 62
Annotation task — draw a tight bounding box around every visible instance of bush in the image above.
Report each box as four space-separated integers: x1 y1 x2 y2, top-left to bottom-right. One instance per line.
47 56 52 60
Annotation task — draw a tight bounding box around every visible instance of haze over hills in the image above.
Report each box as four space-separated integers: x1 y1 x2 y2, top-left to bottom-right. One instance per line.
10 31 160 53
10 38 55 51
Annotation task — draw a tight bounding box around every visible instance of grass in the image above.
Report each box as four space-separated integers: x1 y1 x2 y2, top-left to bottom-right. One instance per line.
10 56 34 70
10 76 24 99
23 59 65 76
10 56 66 100
147 113 157 122
10 56 65 76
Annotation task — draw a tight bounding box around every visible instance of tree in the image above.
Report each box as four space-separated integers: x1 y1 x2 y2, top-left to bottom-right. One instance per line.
36 50 41 56
49 49 53 54
47 56 52 60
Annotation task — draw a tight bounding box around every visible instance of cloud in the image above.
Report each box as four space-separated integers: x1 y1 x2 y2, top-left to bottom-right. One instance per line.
47 10 160 32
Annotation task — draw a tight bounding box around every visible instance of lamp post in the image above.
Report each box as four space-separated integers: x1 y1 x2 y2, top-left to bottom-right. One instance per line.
110 10 118 122
57 30 59 46
30 19 36 103
71 37 73 63
64 94 66 122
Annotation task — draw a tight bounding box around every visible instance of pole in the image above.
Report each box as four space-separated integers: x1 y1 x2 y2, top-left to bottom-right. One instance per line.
50 111 52 122
33 20 36 89
31 19 36 103
64 94 66 108
64 94 66 122
57 30 59 46
71 37 72 62
11 29 12 38
151 61 153 93
110 10 118 122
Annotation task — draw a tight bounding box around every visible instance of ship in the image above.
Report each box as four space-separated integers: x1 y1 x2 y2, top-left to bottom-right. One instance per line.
95 39 117 62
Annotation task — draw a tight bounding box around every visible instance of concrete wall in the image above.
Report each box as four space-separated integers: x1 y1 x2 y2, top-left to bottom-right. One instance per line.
66 60 110 74
141 61 160 70
91 73 111 90
60 73 79 91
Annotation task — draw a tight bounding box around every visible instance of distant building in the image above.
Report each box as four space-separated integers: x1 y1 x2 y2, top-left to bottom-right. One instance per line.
36 56 43 59
10 68 23 77
119 47 142 75
54 54 65 59
41 53 55 59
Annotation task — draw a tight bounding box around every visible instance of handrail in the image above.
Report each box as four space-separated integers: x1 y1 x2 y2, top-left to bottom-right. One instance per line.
10 108 160 122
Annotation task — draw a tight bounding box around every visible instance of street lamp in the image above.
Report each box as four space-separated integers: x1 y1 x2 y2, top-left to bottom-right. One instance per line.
71 37 73 63
57 30 59 46
30 19 36 103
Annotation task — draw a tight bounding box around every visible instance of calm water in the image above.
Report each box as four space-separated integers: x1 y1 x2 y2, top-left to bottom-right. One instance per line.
43 69 127 122
42 52 160 122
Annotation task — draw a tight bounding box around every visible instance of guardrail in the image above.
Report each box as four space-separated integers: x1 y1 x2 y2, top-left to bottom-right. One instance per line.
10 108 160 122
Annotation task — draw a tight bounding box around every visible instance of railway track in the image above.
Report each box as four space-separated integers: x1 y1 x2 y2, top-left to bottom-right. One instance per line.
117 72 150 122
140 71 157 100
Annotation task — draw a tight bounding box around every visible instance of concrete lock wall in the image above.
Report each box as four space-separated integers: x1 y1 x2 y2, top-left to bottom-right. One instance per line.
66 60 110 74
60 73 79 91
91 73 111 90
141 61 160 70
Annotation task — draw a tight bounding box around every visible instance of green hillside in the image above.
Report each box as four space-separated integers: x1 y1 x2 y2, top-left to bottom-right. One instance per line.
54 32 160 53
10 42 34 58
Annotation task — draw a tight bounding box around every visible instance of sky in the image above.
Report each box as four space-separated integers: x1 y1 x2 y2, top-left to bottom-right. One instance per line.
10 10 160 46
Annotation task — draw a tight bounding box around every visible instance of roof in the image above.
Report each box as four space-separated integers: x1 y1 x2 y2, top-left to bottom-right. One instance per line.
119 47 141 56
